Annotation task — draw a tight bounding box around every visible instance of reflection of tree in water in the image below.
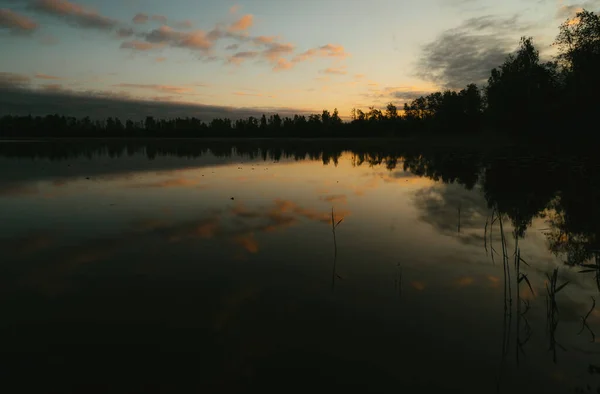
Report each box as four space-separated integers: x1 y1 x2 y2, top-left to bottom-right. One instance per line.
2 140 600 270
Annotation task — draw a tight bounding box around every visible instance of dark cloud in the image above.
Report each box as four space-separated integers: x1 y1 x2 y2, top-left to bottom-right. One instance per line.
417 14 532 89
0 71 31 88
0 85 313 121
116 27 134 38
30 0 118 30
0 7 38 34
132 13 148 24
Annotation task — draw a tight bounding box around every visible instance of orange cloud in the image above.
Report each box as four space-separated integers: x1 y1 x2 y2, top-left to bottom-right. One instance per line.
0 8 38 33
155 57 167 62
322 67 347 75
293 44 349 63
229 5 240 14
254 35 276 44
273 58 294 71
229 14 253 32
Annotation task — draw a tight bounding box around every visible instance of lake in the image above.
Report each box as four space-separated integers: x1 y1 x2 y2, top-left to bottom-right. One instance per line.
1 140 599 393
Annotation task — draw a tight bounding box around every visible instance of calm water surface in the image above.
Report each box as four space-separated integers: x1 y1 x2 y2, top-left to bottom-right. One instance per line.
1 141 599 393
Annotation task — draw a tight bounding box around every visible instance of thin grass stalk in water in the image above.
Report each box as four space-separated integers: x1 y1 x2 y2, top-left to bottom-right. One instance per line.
330 208 343 291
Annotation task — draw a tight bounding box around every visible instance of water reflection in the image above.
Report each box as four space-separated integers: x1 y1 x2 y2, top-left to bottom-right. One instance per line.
1 141 600 393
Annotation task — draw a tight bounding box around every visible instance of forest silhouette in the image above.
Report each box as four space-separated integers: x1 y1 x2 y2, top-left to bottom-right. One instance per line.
1 11 598 140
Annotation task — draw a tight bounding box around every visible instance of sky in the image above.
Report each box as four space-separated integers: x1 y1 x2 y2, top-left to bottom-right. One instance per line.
0 0 598 120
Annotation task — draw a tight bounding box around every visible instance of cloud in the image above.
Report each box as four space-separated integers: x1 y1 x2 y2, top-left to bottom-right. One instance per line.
225 43 240 50
229 14 253 32
116 27 134 37
293 44 349 63
0 8 38 34
229 5 240 14
262 41 295 61
113 83 195 95
120 40 163 51
143 25 213 51
274 58 293 71
0 84 313 121
176 19 193 29
39 33 58 45
228 50 260 65
151 14 167 24
556 1 600 19
417 14 531 89
0 71 30 88
40 83 62 91
30 0 118 30
321 66 347 75
34 73 61 80
132 12 148 24
360 86 435 106
155 56 166 63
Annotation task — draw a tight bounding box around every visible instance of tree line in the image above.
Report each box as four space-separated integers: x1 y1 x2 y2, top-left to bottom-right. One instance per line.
0 10 598 139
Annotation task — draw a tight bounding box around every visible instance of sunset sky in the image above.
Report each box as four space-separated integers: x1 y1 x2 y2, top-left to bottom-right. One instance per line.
0 0 596 119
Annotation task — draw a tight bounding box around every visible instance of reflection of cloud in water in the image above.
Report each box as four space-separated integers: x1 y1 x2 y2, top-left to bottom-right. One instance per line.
234 234 259 254
5 198 348 293
130 178 202 189
320 194 347 204
413 183 489 246
0 182 39 197
455 277 474 287
411 281 426 291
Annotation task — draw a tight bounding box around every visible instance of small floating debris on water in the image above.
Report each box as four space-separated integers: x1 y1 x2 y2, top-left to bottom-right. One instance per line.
85 177 90 180
230 197 235 200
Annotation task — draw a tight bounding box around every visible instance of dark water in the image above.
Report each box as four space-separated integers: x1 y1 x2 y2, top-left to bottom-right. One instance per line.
1 141 599 393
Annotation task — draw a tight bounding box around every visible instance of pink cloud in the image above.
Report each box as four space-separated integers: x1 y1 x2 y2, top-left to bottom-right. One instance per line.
155 57 167 63
229 5 240 14
229 14 253 32
0 8 38 33
31 0 118 30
